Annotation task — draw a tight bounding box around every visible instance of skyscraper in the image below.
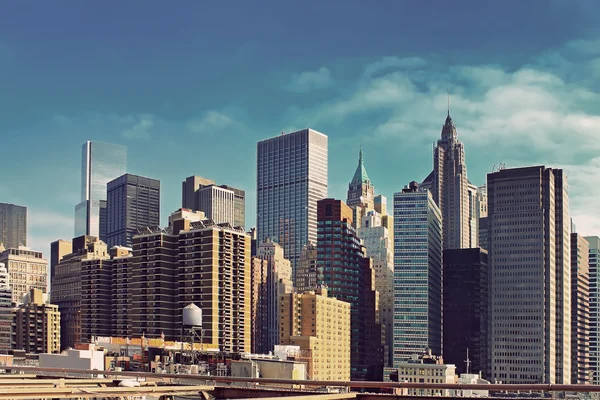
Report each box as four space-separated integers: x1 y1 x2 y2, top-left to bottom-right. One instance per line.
75 141 127 239
257 129 328 275
106 173 160 248
585 235 600 384
0 203 27 249
358 210 394 367
181 176 245 228
443 248 488 376
570 231 589 384
421 112 470 249
393 181 443 364
316 198 382 380
347 147 375 227
488 166 570 384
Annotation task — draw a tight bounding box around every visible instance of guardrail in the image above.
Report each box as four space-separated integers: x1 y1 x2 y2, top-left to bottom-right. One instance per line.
6 366 600 393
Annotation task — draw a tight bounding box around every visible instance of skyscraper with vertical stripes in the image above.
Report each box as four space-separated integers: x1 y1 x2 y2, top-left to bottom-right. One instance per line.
256 129 328 277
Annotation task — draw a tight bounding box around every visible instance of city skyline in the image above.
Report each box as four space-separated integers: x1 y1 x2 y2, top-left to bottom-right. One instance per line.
2 1 600 258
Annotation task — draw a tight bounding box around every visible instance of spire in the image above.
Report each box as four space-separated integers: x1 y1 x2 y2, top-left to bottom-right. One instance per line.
351 146 370 186
447 86 450 117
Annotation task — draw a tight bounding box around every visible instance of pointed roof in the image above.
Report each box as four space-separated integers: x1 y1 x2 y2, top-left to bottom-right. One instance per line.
351 146 370 185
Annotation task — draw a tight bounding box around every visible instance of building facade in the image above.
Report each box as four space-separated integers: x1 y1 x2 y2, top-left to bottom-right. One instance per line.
358 210 394 367
585 235 600 384
570 232 590 384
256 129 328 277
50 240 72 284
295 243 318 293
316 198 382 380
488 166 570 384
279 288 351 381
106 173 160 248
0 263 12 351
51 236 108 350
443 248 488 377
12 288 60 354
254 239 292 354
0 247 48 304
196 185 236 227
393 182 443 365
250 256 268 354
81 246 132 342
384 350 456 397
0 203 27 249
74 141 127 239
181 176 245 229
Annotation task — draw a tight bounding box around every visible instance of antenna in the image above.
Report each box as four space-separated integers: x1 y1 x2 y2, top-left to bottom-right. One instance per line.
447 86 450 117
465 348 471 374
281 130 285 136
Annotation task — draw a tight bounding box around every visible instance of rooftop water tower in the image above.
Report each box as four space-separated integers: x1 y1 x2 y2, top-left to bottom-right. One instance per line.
181 304 203 366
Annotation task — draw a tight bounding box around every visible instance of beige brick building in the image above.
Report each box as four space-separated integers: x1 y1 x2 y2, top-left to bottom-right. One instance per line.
279 288 350 380
12 288 60 354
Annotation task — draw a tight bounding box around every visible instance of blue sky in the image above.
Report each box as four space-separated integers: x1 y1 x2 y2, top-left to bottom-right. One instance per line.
2 0 600 255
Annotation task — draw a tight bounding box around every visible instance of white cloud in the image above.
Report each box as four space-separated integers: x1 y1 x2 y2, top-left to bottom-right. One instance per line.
284 67 334 93
121 114 155 140
186 110 236 134
27 209 73 256
363 56 427 78
287 39 600 236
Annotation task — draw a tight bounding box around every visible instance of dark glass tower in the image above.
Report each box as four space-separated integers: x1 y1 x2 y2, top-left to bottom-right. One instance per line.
106 173 160 248
316 198 382 381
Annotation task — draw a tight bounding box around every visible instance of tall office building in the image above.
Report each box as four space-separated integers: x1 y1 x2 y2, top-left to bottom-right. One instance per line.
257 129 328 276
181 176 245 229
358 210 394 367
279 288 351 381
488 166 570 384
50 240 72 284
467 183 487 248
393 181 443 365
316 198 382 380
0 247 48 304
254 239 293 354
74 141 127 239
347 147 375 227
443 248 488 376
421 112 470 249
0 203 27 249
106 173 160 248
585 236 600 384
570 232 590 384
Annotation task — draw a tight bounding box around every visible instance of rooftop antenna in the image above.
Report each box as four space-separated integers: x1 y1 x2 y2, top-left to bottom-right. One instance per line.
465 348 471 374
281 130 285 136
447 86 450 117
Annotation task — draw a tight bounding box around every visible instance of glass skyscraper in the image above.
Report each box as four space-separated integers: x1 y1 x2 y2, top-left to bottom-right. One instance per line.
393 181 443 365
256 128 327 276
106 173 160 248
74 141 127 239
586 236 600 384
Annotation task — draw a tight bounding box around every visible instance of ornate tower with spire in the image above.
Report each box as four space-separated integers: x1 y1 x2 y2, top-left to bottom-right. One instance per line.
347 147 375 227
430 108 470 250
